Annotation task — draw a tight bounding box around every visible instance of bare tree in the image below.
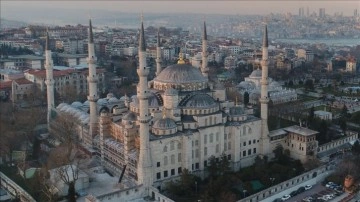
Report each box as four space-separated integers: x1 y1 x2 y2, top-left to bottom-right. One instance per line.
47 112 83 201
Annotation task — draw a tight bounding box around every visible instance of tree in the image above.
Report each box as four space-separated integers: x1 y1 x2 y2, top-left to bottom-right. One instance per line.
352 140 360 155
243 92 249 106
304 79 314 90
308 106 315 121
47 112 82 201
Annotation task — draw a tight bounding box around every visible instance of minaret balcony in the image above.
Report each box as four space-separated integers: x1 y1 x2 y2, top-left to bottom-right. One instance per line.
137 68 150 76
259 97 269 104
261 60 269 66
260 80 269 85
45 64 53 69
45 80 55 85
87 95 99 102
138 117 150 123
87 57 97 64
87 76 98 83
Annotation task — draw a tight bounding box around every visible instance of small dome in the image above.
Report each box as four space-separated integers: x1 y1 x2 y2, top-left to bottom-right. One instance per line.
106 93 114 99
249 69 262 78
83 100 90 106
164 88 178 96
229 106 244 115
122 112 137 121
183 94 217 108
57 103 67 110
238 81 256 89
153 118 177 130
109 97 119 103
119 96 126 101
71 101 83 108
97 98 108 105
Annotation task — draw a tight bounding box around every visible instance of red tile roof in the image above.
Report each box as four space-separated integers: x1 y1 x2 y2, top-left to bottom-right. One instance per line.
0 81 12 90
15 78 33 85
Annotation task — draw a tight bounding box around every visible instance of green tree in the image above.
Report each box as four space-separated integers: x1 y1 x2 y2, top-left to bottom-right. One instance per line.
244 92 249 106
352 140 360 155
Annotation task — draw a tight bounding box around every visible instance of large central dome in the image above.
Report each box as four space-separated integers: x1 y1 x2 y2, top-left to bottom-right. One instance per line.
153 63 208 92
155 64 207 83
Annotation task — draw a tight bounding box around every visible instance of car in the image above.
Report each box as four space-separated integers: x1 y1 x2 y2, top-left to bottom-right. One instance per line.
281 195 291 201
290 190 298 197
76 189 88 197
272 198 283 202
305 185 313 190
302 196 313 202
297 186 306 194
325 182 335 188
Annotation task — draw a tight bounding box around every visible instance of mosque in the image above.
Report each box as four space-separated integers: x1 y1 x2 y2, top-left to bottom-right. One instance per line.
45 18 321 200
237 68 298 105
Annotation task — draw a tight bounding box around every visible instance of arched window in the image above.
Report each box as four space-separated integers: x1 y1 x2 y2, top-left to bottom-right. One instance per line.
164 156 168 165
170 142 174 151
209 116 213 125
177 143 181 149
171 155 175 164
163 146 168 152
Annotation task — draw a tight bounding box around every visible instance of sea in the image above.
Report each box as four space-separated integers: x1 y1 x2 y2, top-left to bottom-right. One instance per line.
275 38 360 47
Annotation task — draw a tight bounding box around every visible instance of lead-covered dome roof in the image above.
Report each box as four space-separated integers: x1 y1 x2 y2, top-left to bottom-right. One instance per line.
182 94 217 108
155 63 207 84
153 118 177 130
249 69 262 78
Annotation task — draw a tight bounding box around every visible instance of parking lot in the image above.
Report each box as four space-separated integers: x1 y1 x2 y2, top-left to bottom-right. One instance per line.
272 182 345 202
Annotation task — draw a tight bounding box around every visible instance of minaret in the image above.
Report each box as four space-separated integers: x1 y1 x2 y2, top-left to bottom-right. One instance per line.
87 19 98 147
45 30 55 126
259 25 270 156
155 29 162 76
201 21 209 78
136 15 152 190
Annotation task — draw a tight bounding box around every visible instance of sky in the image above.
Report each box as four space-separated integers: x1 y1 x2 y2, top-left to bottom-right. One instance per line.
2 0 360 17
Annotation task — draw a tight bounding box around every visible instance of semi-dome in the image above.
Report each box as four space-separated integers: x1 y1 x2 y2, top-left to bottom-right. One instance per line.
229 106 244 115
153 118 177 130
122 111 137 121
133 93 162 107
183 94 217 108
155 63 207 84
249 69 262 78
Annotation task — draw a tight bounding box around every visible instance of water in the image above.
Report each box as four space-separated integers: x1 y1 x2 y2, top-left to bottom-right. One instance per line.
275 38 360 47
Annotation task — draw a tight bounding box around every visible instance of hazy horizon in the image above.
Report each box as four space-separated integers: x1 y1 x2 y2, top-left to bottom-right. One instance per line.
2 1 359 18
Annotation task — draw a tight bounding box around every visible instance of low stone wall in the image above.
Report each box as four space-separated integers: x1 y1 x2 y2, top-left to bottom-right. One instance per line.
317 131 358 154
149 186 175 202
238 165 328 202
0 171 36 202
85 185 143 202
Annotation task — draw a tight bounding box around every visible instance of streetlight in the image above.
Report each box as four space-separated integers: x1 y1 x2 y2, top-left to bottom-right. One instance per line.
195 181 198 195
243 189 247 198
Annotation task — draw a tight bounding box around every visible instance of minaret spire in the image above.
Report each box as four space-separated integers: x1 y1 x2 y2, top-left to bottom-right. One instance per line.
86 18 98 147
45 29 55 127
259 24 270 156
136 14 153 191
89 18 94 43
201 21 209 78
155 28 162 76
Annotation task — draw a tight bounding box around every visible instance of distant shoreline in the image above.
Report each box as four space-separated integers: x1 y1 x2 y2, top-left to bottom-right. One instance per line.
275 38 360 46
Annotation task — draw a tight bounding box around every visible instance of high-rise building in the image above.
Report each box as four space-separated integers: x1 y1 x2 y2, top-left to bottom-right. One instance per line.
319 8 326 18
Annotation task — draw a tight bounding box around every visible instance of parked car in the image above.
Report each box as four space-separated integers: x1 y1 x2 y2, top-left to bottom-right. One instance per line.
281 194 291 201
302 196 313 202
297 186 306 194
272 198 283 202
290 190 298 197
325 182 335 188
305 185 313 190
